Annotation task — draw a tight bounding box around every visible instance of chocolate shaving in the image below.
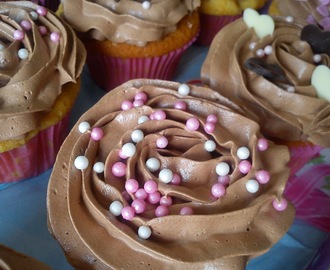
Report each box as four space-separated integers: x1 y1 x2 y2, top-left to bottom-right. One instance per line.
244 57 290 84
300 24 330 57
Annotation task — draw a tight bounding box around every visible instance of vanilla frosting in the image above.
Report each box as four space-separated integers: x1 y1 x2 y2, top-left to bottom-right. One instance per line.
60 0 200 45
202 16 330 147
47 79 294 270
272 0 330 30
0 1 86 142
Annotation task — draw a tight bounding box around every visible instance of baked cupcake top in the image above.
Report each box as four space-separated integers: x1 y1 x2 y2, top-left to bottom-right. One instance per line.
0 1 86 142
60 0 200 45
47 79 294 270
271 0 330 30
202 9 330 146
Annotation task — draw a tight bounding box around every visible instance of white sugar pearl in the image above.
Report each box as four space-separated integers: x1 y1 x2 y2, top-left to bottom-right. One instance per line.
18 48 29 60
74 156 89 170
287 86 295 93
246 179 259 193
146 157 160 172
285 16 294 23
122 143 136 157
204 140 216 152
30 11 38 20
159 168 173 184
178 84 190 96
264 45 273 55
0 43 5 50
93 162 105 173
131 129 144 143
256 49 265 58
138 115 150 124
78 121 91 133
313 54 322 63
237 146 250 160
138 225 152 239
109 201 123 216
216 162 230 176
142 1 151 9
249 42 256 50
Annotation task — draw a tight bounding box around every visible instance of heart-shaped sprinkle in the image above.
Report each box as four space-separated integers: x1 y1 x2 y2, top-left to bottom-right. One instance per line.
301 24 330 56
311 65 330 102
243 8 275 39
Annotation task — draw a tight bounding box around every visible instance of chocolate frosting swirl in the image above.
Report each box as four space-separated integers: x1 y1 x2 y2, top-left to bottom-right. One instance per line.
202 16 330 146
60 0 200 45
47 79 294 270
0 1 86 141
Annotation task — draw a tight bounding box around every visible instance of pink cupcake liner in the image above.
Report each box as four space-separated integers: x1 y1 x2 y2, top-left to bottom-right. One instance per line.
0 114 70 183
86 35 197 92
195 13 242 46
284 163 330 232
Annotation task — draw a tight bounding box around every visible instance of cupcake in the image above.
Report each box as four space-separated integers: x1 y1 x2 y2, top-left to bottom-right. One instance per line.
0 244 51 270
269 0 330 30
196 0 267 46
0 1 86 183
201 9 330 174
47 79 294 269
58 0 200 92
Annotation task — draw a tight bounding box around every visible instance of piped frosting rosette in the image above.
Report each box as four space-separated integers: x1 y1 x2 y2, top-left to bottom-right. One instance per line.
201 9 330 147
0 1 85 142
47 79 294 270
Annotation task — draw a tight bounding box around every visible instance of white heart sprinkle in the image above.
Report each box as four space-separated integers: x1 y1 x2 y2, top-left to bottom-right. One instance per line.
311 65 330 102
243 8 275 39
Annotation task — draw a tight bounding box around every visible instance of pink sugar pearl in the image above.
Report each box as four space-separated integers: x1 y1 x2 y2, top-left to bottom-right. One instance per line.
50 32 61 42
272 198 288 211
121 206 135 220
144 180 158 194
135 91 148 102
36 6 47 16
118 149 128 159
206 114 218 123
39 26 47 35
257 138 268 151
147 191 161 204
255 170 270 184
131 199 146 214
13 30 25 40
125 179 139 193
180 206 194 215
20 20 32 31
121 100 133 111
153 110 166 120
156 136 168 148
133 99 144 107
112 162 127 177
90 127 104 141
135 188 148 200
211 183 226 198
204 122 215 134
238 160 252 174
174 101 187 111
186 117 200 131
155 205 169 217
171 173 181 185
160 195 172 206
218 175 230 186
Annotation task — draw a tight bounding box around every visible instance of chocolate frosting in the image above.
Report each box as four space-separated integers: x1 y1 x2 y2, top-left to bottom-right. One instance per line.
201 16 330 147
272 0 330 30
0 1 86 142
60 0 200 45
47 79 294 270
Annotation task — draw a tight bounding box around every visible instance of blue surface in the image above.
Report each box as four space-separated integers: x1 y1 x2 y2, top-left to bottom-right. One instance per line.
0 45 329 269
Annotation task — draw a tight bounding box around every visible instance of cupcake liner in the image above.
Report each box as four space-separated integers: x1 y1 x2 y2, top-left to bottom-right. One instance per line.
32 0 60 11
195 13 242 46
0 114 70 183
86 35 197 92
